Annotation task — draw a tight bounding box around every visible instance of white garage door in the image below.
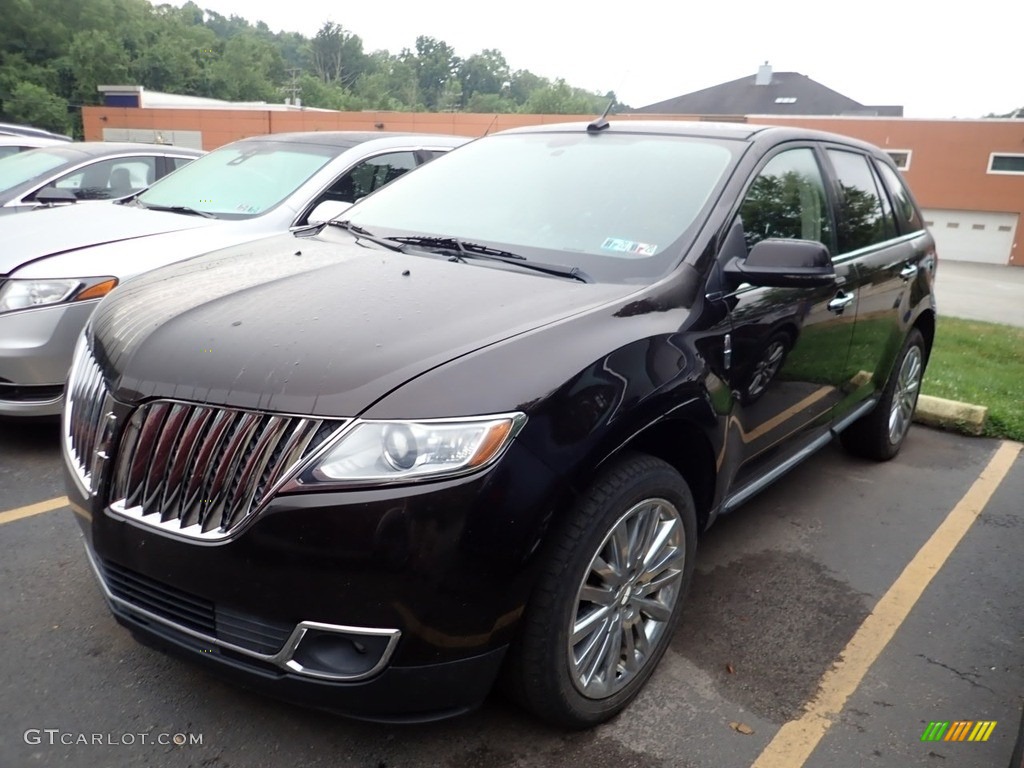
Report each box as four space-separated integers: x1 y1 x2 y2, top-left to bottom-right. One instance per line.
922 209 1018 265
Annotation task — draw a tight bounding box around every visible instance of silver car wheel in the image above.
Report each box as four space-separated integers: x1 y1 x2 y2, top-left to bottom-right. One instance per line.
888 345 922 445
568 498 686 699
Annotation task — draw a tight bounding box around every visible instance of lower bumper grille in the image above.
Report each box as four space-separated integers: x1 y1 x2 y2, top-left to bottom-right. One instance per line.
98 558 293 655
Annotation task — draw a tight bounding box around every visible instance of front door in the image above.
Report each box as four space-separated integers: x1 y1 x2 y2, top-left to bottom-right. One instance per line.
716 145 858 494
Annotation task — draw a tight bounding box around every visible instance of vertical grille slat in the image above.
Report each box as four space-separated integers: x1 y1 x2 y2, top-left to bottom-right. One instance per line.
107 400 345 541
64 341 110 495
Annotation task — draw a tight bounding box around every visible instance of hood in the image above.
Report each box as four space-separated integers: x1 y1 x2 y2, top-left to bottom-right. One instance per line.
90 231 635 417
12 218 282 280
0 202 217 275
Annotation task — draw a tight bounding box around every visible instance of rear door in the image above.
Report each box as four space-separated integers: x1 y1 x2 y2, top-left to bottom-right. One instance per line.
821 148 931 415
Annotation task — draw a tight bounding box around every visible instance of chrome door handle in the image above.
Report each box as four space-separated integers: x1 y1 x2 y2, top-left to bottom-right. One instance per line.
827 292 856 313
899 264 919 280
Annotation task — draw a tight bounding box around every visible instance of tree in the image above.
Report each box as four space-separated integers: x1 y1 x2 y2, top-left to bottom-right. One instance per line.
311 22 364 87
4 81 69 132
459 49 510 107
410 36 460 110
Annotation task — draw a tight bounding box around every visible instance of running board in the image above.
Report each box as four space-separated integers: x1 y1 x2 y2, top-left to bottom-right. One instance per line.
721 398 877 514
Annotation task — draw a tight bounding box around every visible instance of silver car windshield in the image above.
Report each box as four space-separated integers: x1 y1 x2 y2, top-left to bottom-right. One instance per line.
137 140 338 219
345 132 736 283
0 148 72 194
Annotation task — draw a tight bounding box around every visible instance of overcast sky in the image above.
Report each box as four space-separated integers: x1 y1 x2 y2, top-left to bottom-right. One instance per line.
162 0 1021 118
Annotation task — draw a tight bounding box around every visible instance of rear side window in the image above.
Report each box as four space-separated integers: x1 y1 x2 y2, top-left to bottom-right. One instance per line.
875 161 923 233
827 149 897 253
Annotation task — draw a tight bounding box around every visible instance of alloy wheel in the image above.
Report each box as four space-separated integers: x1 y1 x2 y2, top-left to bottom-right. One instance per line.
568 498 686 699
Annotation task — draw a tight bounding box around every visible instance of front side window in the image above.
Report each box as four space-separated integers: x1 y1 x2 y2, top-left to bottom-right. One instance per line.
48 156 157 200
344 132 737 283
828 149 897 253
315 152 418 208
137 140 338 219
738 147 833 253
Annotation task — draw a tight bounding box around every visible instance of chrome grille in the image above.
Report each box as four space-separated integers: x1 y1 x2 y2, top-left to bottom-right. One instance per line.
63 339 112 495
109 401 343 541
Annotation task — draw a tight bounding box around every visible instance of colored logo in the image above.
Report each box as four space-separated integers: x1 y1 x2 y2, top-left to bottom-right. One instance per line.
921 721 997 742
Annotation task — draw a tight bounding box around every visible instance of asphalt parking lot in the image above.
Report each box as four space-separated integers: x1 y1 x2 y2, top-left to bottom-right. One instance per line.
1 418 1021 768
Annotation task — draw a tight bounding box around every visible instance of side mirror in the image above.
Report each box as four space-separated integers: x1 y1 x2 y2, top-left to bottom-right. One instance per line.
307 200 352 225
34 186 78 204
724 239 836 288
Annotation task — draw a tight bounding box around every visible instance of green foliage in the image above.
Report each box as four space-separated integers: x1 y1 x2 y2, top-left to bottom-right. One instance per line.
5 81 69 132
0 0 621 136
922 317 1024 441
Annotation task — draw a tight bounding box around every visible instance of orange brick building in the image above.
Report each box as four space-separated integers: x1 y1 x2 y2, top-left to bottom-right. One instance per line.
82 105 1024 266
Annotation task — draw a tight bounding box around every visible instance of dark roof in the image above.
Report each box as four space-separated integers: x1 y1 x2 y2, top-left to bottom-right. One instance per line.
500 120 762 141
500 120 891 156
635 71 903 117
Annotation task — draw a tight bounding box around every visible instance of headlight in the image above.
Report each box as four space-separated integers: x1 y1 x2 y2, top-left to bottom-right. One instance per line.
304 413 527 484
0 277 118 313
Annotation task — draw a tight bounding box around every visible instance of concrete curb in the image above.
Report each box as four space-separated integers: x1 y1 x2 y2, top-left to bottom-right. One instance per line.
914 394 988 436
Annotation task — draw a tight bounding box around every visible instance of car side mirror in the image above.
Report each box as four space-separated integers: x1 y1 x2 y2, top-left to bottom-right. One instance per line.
307 200 352 225
34 186 78 204
724 239 836 288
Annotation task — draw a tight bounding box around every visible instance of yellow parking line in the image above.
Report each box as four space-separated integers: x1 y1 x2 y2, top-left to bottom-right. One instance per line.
0 496 69 526
751 440 1022 768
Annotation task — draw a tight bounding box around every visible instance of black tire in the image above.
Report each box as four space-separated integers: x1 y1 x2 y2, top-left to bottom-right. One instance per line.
504 453 698 728
840 328 926 461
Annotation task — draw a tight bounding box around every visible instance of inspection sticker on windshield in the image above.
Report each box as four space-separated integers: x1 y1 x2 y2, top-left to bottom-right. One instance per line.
601 237 658 256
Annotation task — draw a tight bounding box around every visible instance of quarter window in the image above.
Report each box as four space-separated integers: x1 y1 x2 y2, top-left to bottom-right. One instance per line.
876 162 923 233
827 150 897 253
738 148 833 253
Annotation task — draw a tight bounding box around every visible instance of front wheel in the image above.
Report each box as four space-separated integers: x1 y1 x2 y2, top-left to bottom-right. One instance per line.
505 453 698 728
840 327 926 461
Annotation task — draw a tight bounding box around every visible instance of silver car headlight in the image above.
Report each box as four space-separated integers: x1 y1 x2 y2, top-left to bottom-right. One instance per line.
302 413 527 484
0 277 118 314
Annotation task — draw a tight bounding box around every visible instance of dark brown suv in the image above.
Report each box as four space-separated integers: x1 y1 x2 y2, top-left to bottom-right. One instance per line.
63 120 937 728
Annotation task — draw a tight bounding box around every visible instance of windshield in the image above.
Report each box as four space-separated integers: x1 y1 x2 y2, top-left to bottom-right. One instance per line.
138 140 338 219
344 131 737 283
0 147 77 195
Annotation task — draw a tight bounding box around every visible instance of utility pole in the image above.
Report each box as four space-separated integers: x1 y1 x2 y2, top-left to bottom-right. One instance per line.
284 68 302 107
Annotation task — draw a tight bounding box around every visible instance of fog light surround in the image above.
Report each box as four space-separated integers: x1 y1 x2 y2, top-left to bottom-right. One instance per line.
282 621 401 681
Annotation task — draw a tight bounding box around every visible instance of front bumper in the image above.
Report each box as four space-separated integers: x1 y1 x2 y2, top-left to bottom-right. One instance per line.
67 437 562 720
0 300 98 416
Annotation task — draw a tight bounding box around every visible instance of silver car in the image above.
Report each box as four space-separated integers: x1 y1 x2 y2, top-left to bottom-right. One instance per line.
0 131 467 416
0 142 203 214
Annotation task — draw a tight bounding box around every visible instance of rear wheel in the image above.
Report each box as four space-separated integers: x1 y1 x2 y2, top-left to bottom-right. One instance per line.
505 453 697 728
841 328 926 461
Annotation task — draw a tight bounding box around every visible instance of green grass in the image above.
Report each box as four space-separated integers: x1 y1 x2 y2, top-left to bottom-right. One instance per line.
923 317 1024 442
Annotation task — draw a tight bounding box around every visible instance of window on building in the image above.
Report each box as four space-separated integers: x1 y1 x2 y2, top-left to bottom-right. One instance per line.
774 97 797 104
988 154 1024 174
885 150 912 171
946 222 960 228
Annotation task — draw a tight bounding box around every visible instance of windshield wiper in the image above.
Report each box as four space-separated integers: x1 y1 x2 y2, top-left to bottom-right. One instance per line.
138 202 216 219
328 220 405 252
389 235 592 283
